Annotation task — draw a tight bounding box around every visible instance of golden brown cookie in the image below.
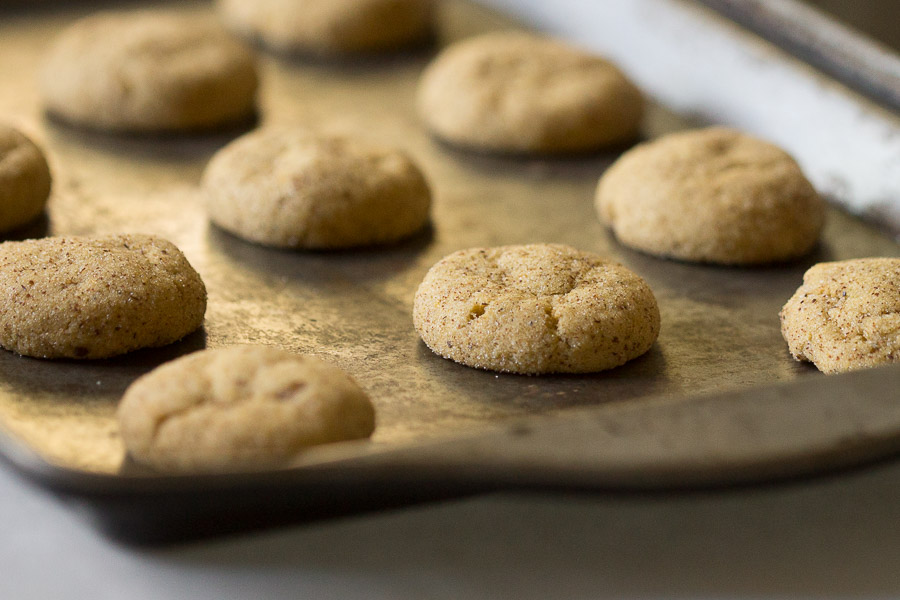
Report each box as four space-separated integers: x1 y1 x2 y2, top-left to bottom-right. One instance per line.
117 345 376 473
416 32 643 154
596 127 824 264
40 11 258 132
413 243 660 374
217 0 433 55
203 128 431 248
780 258 900 374
0 125 51 233
0 234 206 359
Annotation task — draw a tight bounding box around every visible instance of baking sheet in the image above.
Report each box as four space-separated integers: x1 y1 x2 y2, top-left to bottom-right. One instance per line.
0 0 898 488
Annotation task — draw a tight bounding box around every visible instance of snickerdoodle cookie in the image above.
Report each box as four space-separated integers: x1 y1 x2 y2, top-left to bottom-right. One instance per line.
0 234 206 359
217 0 433 55
416 32 643 154
413 243 660 374
203 128 431 248
117 345 376 473
40 11 258 132
0 125 51 233
780 258 900 374
596 127 824 264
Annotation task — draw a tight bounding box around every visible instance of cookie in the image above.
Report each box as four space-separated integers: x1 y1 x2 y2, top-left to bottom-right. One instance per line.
40 11 258 132
0 125 51 233
0 234 206 359
413 243 660 374
415 32 643 154
596 127 824 264
780 258 900 374
217 0 433 55
117 345 376 473
203 128 431 248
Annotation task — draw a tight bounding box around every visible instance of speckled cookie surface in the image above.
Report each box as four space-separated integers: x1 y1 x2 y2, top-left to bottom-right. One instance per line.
117 345 376 473
0 234 206 359
217 0 433 54
203 128 431 248
0 125 51 233
780 258 900 374
416 32 643 154
596 127 824 264
40 11 258 132
413 243 660 374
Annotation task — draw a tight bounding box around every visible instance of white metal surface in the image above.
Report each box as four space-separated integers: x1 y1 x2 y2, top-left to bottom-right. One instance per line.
480 0 900 236
4 457 900 598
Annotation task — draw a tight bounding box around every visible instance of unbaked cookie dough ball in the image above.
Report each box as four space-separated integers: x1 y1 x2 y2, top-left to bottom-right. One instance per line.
780 258 900 374
413 243 660 374
117 345 376 473
40 11 259 132
202 128 431 248
0 125 51 233
0 234 206 359
596 127 824 265
217 0 433 55
416 32 643 154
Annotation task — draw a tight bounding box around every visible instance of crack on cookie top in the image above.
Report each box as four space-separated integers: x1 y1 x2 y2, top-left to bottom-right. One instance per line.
488 243 607 298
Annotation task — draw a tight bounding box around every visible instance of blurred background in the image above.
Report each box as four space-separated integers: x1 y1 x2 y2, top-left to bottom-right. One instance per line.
807 0 899 51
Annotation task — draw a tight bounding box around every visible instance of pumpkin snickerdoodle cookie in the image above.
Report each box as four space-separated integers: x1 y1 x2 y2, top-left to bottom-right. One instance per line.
416 32 643 154
596 127 824 265
413 243 660 374
203 128 431 248
40 11 258 132
780 258 900 374
117 345 376 473
0 125 51 233
0 234 206 359
217 0 434 55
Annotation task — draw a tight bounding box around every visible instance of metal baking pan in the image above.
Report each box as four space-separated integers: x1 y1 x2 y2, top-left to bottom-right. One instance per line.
0 0 898 543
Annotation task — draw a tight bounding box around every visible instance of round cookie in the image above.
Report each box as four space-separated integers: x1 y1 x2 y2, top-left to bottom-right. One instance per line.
780 258 900 374
117 345 376 473
415 32 643 154
40 11 258 132
413 243 660 374
217 0 433 55
0 234 206 359
0 125 51 233
202 128 431 248
596 127 824 265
